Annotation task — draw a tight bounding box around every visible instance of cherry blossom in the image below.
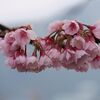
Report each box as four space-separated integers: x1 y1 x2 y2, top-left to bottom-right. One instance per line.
13 28 32 48
48 20 64 33
70 35 85 49
26 56 38 72
62 20 79 35
92 21 100 39
0 20 100 73
47 48 61 67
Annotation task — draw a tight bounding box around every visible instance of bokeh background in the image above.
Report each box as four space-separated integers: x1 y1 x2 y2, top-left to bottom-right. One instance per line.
0 0 100 100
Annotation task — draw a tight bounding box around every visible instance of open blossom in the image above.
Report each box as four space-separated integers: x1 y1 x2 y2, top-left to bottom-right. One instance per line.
39 38 52 50
60 49 75 68
84 41 97 51
74 50 88 63
13 28 31 47
6 56 27 71
26 56 38 71
76 58 90 72
66 49 75 62
14 55 27 71
4 32 18 56
70 61 89 72
27 30 37 40
84 41 100 61
47 48 61 67
11 28 37 50
62 20 79 35
68 51 90 72
38 54 53 68
91 56 100 69
2 41 16 57
0 30 22 57
4 32 15 45
70 35 85 49
48 20 64 33
92 21 100 39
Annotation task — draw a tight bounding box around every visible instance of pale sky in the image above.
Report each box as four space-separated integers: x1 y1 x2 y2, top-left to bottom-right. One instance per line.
0 0 87 24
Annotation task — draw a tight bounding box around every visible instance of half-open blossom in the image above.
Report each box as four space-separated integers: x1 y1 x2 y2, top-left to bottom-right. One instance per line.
91 56 100 69
2 41 16 57
47 48 61 67
13 28 31 47
60 49 75 68
38 54 53 68
27 30 37 40
92 21 100 39
15 55 27 72
70 35 85 49
62 20 79 35
2 32 17 57
48 20 64 33
84 41 100 61
68 53 90 72
4 32 15 44
26 56 38 71
74 50 88 63
84 41 97 51
74 62 89 72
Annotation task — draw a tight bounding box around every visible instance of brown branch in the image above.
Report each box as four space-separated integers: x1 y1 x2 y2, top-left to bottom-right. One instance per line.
0 24 32 38
0 24 11 38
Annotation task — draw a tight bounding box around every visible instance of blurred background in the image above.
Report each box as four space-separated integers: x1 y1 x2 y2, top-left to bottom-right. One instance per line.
0 0 100 100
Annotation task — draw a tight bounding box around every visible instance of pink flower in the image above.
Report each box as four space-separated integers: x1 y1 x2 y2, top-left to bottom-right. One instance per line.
68 55 90 72
13 28 31 47
91 56 100 69
59 50 68 67
39 54 52 68
11 41 20 51
84 41 97 51
26 56 38 71
62 20 79 35
27 30 37 40
59 49 75 68
47 48 61 67
4 32 15 44
92 21 100 39
64 49 90 72
3 41 16 57
5 57 15 68
48 20 64 33
75 62 89 72
3 31 21 57
70 35 85 49
74 50 88 63
39 38 52 50
84 41 100 61
66 49 75 61
15 55 27 72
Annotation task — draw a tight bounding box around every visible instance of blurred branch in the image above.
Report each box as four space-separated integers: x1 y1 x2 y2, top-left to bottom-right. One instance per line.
0 24 32 38
0 24 10 38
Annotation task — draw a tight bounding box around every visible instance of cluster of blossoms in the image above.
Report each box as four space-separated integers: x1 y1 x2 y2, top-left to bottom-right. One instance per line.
0 19 100 72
